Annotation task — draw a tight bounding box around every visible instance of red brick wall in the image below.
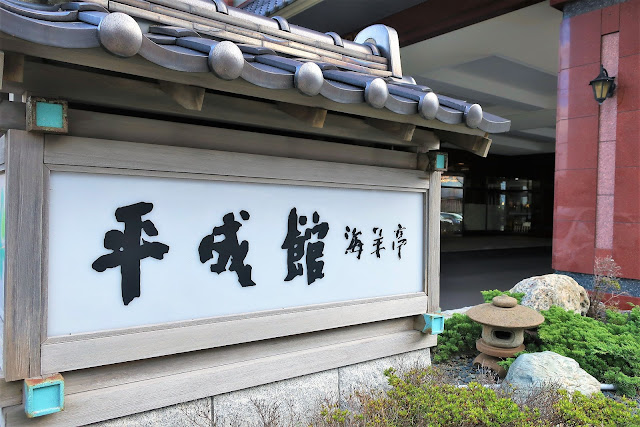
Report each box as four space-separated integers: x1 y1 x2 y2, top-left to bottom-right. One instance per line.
554 1 640 280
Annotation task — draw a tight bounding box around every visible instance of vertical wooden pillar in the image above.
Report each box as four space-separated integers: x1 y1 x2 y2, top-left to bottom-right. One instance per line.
427 170 441 313
4 129 44 381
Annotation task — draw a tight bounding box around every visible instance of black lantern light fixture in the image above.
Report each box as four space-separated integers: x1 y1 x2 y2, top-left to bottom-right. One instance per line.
589 65 616 104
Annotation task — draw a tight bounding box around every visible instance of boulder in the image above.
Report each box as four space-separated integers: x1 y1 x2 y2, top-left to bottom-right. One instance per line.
503 351 601 398
509 274 589 315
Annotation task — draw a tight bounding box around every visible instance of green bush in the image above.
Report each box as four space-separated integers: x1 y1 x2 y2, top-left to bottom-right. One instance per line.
431 313 481 363
319 368 640 426
481 289 525 304
435 290 640 397
501 306 640 397
555 389 640 427
432 290 524 365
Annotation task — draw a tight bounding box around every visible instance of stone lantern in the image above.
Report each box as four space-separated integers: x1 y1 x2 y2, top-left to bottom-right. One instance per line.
466 295 544 377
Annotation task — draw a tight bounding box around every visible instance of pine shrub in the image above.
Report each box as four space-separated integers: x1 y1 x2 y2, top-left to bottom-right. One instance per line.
480 289 525 304
431 313 481 363
501 306 640 396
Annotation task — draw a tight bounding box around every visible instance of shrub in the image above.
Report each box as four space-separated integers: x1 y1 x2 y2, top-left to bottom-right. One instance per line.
501 306 640 397
432 290 524 365
318 367 640 427
481 289 525 304
431 313 481 363
554 389 640 427
588 256 623 319
435 289 640 397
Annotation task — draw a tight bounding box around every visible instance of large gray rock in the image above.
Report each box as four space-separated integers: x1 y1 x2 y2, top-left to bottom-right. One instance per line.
503 351 601 398
510 274 589 315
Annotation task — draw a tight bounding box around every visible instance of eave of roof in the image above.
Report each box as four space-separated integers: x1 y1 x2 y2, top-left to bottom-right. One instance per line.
0 0 511 135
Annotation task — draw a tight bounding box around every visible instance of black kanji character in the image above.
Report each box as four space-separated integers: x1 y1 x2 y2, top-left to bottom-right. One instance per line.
199 210 256 287
92 202 170 305
391 223 407 259
344 226 364 260
282 209 329 285
371 227 385 258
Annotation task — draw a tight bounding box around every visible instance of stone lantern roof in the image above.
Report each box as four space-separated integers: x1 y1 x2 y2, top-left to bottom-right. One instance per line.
467 295 544 329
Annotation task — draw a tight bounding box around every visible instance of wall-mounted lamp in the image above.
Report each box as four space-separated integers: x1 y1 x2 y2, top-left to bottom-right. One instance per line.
589 65 616 104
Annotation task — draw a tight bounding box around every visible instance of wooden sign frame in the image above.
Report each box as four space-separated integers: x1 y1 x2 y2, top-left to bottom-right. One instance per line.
1 128 441 382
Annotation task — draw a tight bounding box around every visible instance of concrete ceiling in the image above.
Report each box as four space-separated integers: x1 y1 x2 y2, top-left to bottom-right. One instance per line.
401 2 562 155
256 0 562 156
290 0 424 35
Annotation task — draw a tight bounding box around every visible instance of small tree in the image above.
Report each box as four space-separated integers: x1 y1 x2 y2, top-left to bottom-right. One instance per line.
587 256 622 319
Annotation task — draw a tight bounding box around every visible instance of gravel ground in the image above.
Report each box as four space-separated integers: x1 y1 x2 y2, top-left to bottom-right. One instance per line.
432 354 500 386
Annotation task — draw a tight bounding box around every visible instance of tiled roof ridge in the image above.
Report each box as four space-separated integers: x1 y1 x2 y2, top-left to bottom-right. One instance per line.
0 0 511 133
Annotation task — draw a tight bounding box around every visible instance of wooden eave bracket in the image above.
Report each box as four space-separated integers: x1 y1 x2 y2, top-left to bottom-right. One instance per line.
276 102 327 128
365 117 416 142
435 130 492 157
1 52 25 92
158 80 205 111
414 130 441 171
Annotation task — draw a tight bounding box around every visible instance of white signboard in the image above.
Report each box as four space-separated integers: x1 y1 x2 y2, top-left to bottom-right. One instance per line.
47 172 425 337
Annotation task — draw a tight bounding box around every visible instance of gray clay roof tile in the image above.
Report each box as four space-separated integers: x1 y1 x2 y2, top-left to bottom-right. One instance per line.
0 0 510 133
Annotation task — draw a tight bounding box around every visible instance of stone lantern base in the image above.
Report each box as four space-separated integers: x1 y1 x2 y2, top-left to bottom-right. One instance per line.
472 339 525 378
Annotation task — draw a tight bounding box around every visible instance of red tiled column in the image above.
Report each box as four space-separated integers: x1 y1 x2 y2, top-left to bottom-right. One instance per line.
553 10 600 274
613 0 640 279
595 32 618 260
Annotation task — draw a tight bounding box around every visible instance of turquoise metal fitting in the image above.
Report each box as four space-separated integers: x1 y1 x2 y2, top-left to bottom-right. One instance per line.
26 97 68 134
426 151 448 171
35 102 64 129
24 373 64 418
415 313 445 335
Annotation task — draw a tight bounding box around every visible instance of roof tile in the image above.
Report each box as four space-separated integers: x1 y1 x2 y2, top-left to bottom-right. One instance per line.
0 0 511 133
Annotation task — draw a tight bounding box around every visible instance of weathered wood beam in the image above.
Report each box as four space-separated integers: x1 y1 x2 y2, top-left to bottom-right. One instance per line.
436 130 492 157
427 171 441 312
64 108 418 170
11 60 424 147
4 130 44 381
365 118 416 142
0 101 26 131
416 130 440 153
276 102 327 128
2 52 24 84
158 80 205 111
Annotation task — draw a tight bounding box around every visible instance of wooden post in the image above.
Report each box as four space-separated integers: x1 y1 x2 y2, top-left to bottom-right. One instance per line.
427 170 441 313
4 129 44 381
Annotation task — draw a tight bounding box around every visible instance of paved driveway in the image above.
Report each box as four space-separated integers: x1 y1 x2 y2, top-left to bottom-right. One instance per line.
440 246 553 310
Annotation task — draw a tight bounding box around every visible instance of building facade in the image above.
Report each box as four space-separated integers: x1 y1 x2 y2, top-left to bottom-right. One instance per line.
552 0 640 298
